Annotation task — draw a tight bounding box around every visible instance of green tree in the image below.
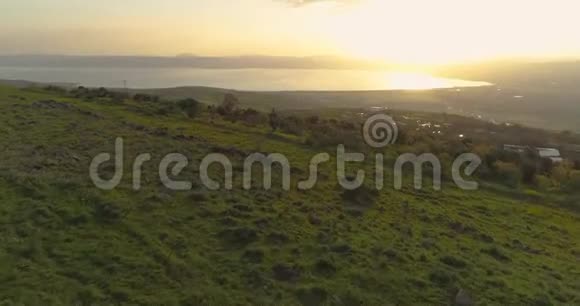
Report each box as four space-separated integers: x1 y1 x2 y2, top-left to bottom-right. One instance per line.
177 98 201 118
218 93 239 116
269 108 280 132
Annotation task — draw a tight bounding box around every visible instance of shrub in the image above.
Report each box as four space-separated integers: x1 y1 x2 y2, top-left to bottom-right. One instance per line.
279 115 304 136
551 161 574 187
520 159 538 185
494 161 521 188
69 86 128 103
240 108 266 126
534 175 553 191
564 170 580 192
70 86 88 98
133 93 159 102
218 93 238 116
268 109 280 132
110 92 129 103
44 85 67 94
95 87 109 98
177 98 202 118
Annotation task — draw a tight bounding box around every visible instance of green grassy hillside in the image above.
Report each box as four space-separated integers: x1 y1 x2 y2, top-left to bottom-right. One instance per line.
0 85 578 305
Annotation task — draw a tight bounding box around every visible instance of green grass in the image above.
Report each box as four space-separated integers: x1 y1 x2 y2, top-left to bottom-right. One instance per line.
0 84 578 305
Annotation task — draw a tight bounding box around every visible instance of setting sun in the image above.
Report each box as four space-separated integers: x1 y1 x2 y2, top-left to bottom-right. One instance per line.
314 0 580 64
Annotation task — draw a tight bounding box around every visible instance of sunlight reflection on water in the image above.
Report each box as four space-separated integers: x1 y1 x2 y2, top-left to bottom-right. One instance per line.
0 67 491 91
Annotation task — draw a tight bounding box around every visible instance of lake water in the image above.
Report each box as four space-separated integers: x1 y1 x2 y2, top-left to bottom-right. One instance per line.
0 67 490 91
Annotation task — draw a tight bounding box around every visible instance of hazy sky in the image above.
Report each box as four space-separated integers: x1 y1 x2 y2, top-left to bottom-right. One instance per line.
1 0 579 64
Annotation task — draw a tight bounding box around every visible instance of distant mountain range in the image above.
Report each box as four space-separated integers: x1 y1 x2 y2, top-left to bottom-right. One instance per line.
0 54 388 70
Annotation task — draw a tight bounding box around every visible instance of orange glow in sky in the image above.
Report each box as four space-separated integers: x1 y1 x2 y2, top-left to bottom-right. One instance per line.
1 0 579 65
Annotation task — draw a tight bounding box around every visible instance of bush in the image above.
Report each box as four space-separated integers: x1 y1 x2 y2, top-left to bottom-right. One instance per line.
494 161 521 188
279 115 305 136
240 108 266 126
564 170 580 192
520 159 538 185
44 85 67 94
110 91 129 103
71 86 90 98
534 175 553 191
217 93 239 116
268 109 280 132
133 93 159 102
551 161 573 187
69 86 128 103
177 98 202 118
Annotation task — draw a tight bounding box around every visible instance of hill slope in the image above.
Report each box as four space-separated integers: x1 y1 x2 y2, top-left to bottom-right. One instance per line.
0 85 578 305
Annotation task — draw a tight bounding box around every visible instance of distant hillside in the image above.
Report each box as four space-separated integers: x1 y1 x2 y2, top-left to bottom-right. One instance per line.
438 60 580 92
437 60 580 132
132 84 580 133
0 79 75 88
0 54 386 70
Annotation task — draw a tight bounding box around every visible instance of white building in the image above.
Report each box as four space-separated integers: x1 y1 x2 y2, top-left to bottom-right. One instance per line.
536 147 563 163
